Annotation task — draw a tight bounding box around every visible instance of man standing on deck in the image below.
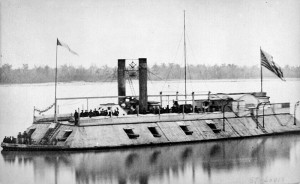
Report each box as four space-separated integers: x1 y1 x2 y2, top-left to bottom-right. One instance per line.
74 110 79 125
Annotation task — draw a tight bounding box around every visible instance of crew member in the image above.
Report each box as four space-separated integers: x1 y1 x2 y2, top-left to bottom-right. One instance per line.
74 110 79 125
3 136 7 143
113 107 119 116
166 105 170 113
80 110 84 117
89 109 93 118
17 132 22 144
93 108 100 116
84 110 89 117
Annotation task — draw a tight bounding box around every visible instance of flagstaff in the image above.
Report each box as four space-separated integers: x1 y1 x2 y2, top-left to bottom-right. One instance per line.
54 39 58 123
260 46 263 92
54 38 78 123
184 10 187 104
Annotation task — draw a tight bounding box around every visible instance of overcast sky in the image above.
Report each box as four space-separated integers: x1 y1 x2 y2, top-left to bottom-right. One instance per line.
1 0 300 68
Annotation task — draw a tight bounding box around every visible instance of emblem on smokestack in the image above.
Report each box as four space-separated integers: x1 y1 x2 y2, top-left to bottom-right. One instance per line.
117 58 148 114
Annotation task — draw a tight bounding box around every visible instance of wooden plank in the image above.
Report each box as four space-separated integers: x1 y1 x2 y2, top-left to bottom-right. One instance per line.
29 124 51 143
157 121 190 142
212 119 240 138
55 125 77 147
193 120 219 140
178 120 205 141
226 118 253 137
238 117 264 136
118 123 170 145
259 116 282 133
263 114 300 133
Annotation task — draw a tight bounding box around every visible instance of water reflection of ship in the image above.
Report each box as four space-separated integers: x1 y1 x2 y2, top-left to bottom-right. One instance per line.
2 134 299 184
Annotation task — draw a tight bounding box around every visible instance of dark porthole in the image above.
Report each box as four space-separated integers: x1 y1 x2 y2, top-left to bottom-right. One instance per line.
58 130 72 141
124 128 139 139
148 127 161 137
180 125 193 135
206 123 221 133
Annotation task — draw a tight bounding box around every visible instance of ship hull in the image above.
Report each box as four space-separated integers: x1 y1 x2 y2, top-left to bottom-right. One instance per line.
2 107 300 151
2 130 300 151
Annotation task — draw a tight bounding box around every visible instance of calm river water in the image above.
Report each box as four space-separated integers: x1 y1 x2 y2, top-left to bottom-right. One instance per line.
0 79 300 184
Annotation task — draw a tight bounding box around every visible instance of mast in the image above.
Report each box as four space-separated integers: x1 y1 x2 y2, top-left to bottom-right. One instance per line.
260 46 263 92
184 10 187 104
54 40 58 123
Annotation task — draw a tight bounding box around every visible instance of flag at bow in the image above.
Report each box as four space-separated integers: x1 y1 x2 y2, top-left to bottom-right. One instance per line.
57 38 78 56
260 49 285 81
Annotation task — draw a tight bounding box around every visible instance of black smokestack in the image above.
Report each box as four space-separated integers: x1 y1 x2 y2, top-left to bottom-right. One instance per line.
139 58 147 114
118 59 126 105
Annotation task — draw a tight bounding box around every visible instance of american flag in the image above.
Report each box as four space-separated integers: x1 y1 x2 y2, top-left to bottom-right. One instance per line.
261 49 285 81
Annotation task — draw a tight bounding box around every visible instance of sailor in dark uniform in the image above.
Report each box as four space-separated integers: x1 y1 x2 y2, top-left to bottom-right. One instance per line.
3 136 7 143
93 108 100 116
17 132 22 144
84 110 89 117
74 110 79 125
166 105 170 113
115 107 119 116
80 110 84 117
89 110 93 118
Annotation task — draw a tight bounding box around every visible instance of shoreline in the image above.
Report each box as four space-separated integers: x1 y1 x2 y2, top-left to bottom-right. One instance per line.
0 78 299 86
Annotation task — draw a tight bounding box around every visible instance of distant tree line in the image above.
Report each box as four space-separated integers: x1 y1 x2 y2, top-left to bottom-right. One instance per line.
1 63 300 84
149 63 300 80
0 64 116 83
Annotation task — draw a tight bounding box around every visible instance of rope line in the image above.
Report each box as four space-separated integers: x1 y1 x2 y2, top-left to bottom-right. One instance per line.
186 31 210 91
147 69 164 81
162 31 184 91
